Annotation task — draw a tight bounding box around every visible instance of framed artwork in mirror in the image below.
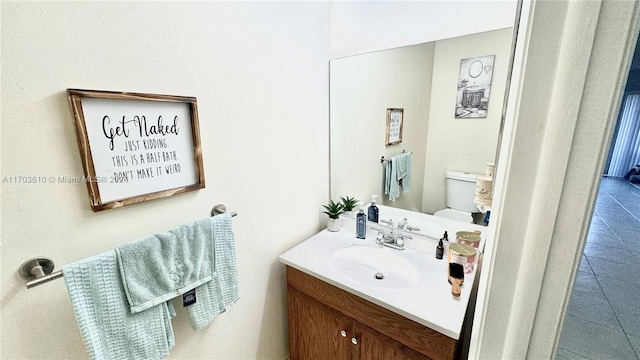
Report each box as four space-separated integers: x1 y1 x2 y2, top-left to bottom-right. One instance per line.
385 108 404 146
67 89 205 212
454 55 495 118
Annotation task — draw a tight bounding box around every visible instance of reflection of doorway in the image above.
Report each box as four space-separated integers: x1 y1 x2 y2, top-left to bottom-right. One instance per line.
556 34 640 360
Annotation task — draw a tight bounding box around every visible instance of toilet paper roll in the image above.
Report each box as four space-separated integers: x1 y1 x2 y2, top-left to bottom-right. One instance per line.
474 175 493 205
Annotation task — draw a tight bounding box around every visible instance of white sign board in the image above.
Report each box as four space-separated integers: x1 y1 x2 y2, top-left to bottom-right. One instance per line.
68 89 205 211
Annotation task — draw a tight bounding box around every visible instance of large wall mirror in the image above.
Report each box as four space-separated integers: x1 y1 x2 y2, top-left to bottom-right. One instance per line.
330 26 516 218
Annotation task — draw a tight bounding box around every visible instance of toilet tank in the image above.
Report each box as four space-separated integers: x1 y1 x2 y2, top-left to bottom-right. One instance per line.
445 170 481 213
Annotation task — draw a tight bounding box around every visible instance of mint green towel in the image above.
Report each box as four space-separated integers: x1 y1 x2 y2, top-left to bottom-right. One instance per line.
385 157 400 201
116 213 240 331
396 152 412 194
186 213 240 330
64 250 175 360
385 153 412 201
116 217 216 313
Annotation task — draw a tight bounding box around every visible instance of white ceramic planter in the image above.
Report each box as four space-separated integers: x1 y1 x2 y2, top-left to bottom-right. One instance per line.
327 217 342 232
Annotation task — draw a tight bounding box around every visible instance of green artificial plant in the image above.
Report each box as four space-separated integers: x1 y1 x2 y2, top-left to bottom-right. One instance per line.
322 199 344 219
339 195 359 212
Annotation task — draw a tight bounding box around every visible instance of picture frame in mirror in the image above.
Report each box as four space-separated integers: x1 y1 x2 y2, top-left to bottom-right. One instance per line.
385 108 404 146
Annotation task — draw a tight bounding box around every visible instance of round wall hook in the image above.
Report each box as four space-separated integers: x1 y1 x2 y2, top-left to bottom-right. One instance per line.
19 257 55 281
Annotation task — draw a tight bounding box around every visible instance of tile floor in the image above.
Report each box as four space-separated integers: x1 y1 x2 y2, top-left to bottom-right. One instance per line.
557 176 640 359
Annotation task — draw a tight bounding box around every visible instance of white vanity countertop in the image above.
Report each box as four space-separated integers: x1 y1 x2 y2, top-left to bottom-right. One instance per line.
279 225 479 340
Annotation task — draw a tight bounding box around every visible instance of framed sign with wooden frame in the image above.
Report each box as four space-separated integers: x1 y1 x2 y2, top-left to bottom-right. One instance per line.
67 89 205 212
385 108 404 146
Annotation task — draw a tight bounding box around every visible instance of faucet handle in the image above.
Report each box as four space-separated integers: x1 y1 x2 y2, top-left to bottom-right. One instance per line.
380 219 395 228
371 227 385 245
396 234 411 247
394 233 411 248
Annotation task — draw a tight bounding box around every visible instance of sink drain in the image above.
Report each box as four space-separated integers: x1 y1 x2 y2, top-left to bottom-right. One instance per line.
374 272 385 280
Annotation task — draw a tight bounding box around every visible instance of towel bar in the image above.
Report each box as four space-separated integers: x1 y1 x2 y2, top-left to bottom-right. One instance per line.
19 257 64 289
21 205 238 289
380 150 412 163
210 204 238 218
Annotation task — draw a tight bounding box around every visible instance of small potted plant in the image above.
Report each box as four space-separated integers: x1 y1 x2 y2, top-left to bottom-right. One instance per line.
322 199 344 232
340 195 359 218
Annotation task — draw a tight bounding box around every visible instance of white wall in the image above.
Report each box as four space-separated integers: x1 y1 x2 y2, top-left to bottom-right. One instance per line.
0 2 328 359
330 43 434 211
329 1 518 59
421 28 513 214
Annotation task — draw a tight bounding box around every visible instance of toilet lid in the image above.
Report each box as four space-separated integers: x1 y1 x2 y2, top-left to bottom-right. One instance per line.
433 208 473 223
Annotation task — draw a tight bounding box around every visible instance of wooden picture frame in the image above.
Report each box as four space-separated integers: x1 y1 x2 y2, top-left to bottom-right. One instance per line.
67 89 205 212
385 108 404 146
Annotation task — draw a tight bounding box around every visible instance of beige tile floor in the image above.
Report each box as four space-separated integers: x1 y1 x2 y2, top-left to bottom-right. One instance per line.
557 177 640 359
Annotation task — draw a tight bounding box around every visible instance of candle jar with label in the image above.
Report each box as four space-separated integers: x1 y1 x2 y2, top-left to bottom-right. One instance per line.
456 231 481 249
448 243 477 274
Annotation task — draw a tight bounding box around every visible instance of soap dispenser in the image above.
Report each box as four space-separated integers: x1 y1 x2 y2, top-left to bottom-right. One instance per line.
356 208 367 239
368 195 379 223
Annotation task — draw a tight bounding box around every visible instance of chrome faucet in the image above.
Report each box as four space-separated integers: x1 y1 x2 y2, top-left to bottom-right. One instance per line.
406 224 420 232
380 218 420 232
372 228 409 250
384 231 396 243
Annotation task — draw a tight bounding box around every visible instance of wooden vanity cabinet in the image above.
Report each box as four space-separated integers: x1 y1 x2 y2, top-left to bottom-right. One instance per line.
286 266 460 360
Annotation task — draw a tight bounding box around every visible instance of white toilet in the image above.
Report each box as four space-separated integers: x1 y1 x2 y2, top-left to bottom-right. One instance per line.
433 170 481 223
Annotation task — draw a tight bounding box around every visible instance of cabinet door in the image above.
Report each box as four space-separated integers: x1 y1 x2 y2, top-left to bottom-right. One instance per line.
352 320 430 360
287 267 459 360
288 287 350 360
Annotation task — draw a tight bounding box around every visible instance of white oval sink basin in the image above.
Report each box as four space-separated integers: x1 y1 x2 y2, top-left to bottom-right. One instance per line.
329 246 421 290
